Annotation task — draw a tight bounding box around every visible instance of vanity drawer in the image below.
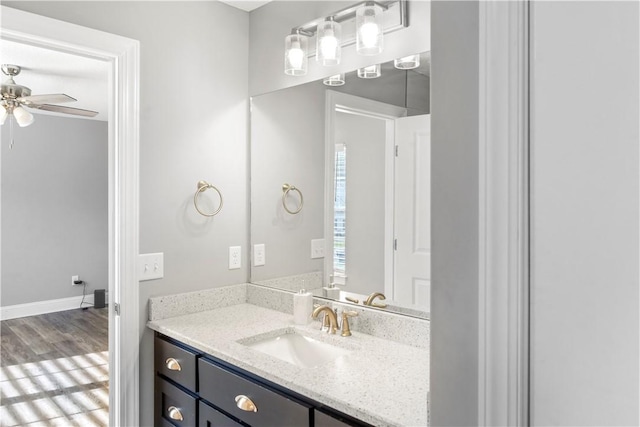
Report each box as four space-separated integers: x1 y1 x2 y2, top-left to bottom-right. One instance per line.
199 358 312 427
155 336 198 392
156 377 197 427
199 400 244 427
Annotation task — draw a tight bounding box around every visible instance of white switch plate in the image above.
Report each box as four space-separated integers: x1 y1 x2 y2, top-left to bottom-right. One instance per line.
254 244 265 266
311 238 325 259
139 253 164 281
229 246 241 270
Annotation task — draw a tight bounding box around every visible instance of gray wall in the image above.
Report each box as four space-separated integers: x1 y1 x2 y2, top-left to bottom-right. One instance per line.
250 82 326 281
1 115 108 306
336 111 386 295
249 0 431 96
530 1 639 425
429 1 479 425
2 3 250 425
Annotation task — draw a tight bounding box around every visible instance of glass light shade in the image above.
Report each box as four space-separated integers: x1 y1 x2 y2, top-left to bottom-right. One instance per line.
357 64 381 79
316 19 342 66
394 54 421 70
356 3 383 56
13 106 34 127
323 74 346 86
0 107 7 125
284 33 309 76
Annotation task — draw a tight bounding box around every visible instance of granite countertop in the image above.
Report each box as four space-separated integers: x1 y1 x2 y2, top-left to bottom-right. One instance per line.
148 303 429 426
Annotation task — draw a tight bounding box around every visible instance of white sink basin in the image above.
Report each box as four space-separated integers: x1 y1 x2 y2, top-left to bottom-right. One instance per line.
243 331 351 368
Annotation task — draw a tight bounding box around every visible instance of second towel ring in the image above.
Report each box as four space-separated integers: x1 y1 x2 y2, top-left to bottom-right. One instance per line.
282 183 303 214
194 180 223 217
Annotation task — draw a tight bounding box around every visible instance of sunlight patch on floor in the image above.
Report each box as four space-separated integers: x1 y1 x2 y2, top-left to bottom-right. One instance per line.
0 351 109 427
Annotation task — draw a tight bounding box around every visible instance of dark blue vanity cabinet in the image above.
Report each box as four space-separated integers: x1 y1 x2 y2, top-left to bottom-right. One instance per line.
154 333 368 427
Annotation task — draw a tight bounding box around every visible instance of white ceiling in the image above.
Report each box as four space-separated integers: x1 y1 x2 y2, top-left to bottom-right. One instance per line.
0 39 109 121
218 0 271 12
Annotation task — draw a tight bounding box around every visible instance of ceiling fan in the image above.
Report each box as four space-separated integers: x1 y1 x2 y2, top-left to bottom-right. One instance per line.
0 64 98 128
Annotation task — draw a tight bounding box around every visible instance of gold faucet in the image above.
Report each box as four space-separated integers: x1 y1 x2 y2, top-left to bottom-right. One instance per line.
312 305 339 334
364 292 387 308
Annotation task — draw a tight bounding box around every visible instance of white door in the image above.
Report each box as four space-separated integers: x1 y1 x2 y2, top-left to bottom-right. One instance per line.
393 115 431 311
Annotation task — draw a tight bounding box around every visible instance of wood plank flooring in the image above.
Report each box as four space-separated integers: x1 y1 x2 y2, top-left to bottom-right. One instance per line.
0 308 108 426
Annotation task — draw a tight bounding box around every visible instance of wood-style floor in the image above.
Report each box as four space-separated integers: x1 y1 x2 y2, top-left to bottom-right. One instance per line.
0 308 109 426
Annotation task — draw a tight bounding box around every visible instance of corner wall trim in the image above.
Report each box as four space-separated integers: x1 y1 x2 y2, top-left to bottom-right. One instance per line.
0 294 102 320
478 0 530 425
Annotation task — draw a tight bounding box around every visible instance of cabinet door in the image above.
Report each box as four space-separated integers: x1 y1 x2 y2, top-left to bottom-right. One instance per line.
155 376 197 427
199 401 244 427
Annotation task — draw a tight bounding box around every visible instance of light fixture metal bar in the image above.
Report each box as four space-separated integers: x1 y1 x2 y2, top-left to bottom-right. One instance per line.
291 0 407 39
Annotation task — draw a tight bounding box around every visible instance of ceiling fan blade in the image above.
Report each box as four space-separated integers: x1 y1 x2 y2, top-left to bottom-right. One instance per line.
17 94 77 105
30 103 98 117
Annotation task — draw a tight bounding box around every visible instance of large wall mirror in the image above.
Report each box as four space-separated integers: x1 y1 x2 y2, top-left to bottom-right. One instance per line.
250 52 430 318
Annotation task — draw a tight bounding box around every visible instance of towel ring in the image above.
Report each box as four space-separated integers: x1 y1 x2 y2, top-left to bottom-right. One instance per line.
194 180 223 217
282 183 303 214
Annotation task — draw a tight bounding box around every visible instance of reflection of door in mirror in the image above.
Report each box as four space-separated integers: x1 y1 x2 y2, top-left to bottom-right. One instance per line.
325 92 430 312
393 115 431 311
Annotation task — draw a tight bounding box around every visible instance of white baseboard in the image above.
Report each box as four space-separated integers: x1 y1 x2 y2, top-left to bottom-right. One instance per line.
0 294 103 320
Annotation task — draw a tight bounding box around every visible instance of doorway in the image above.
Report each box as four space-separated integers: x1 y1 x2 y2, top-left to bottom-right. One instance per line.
0 46 110 421
0 6 140 426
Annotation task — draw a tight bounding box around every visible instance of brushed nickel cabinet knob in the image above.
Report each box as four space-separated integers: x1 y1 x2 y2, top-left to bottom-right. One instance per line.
167 406 183 421
165 357 181 371
235 395 258 412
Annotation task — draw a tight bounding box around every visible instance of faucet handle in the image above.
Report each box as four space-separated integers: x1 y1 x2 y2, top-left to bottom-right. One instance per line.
340 310 358 337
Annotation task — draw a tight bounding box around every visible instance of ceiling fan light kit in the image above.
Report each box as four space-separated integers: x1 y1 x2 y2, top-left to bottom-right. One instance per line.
1 63 98 132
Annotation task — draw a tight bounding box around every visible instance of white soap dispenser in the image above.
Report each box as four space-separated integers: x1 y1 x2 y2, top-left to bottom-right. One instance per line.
293 289 313 325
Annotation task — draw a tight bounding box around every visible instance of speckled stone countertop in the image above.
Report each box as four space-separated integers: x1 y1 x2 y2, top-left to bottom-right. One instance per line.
148 303 429 426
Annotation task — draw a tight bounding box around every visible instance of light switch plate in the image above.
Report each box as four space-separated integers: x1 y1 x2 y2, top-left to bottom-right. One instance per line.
229 246 241 270
254 244 265 266
139 253 164 281
311 238 325 259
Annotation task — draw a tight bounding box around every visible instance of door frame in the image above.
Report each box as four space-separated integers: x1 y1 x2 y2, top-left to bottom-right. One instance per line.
0 6 140 426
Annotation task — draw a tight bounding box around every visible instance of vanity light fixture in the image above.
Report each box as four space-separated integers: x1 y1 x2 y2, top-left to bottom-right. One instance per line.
283 0 408 76
284 31 309 76
323 74 346 86
317 17 342 66
394 54 420 70
356 2 384 55
357 64 381 79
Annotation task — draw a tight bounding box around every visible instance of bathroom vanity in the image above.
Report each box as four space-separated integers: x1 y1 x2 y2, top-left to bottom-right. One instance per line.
148 289 429 427
155 333 364 426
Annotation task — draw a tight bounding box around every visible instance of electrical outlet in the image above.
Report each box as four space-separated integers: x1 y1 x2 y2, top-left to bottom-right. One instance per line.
254 244 265 266
72 275 80 286
139 253 164 281
311 238 325 259
229 246 241 270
